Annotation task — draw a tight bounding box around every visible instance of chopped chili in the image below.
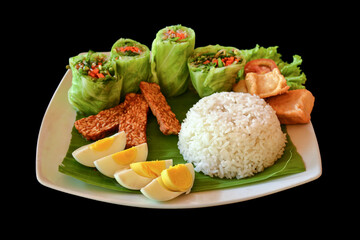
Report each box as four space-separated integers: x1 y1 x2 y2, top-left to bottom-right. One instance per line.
162 28 188 41
115 46 142 56
73 51 114 79
190 49 243 71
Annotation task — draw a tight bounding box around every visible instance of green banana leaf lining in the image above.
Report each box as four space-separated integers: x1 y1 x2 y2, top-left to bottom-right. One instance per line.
59 90 305 193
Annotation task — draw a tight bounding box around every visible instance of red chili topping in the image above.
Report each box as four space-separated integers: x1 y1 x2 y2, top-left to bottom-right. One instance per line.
88 62 105 79
163 29 188 41
117 46 141 54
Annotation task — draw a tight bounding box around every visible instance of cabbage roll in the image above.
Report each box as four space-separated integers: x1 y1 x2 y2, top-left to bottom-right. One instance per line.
68 50 122 116
151 25 195 97
188 45 245 98
110 38 151 95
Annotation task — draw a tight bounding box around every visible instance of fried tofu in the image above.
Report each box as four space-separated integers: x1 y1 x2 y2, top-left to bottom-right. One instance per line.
245 68 289 98
139 81 181 135
119 93 149 148
266 89 315 124
232 79 248 93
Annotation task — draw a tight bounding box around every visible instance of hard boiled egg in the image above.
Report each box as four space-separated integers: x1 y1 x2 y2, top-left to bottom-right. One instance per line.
72 131 126 167
140 163 195 201
114 159 173 190
94 143 148 178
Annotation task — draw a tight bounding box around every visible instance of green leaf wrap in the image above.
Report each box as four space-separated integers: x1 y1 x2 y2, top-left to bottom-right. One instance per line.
188 45 245 98
110 38 151 95
68 52 122 116
151 25 195 97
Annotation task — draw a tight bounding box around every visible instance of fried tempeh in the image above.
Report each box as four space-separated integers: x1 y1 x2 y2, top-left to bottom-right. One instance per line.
74 103 125 141
139 81 181 135
119 93 149 148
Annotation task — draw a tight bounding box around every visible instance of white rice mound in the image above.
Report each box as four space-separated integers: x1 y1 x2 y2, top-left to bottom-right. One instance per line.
178 92 287 179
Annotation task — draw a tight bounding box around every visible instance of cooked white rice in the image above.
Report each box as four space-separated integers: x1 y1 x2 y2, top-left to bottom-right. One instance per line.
177 92 286 179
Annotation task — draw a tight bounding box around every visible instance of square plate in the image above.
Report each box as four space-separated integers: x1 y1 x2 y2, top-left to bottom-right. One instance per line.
36 70 322 209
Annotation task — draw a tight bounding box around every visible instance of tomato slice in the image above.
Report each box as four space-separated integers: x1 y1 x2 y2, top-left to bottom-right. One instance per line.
244 59 278 75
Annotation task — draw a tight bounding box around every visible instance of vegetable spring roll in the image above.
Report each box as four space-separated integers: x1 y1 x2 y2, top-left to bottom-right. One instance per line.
151 25 195 97
188 45 245 98
110 38 151 95
68 50 122 116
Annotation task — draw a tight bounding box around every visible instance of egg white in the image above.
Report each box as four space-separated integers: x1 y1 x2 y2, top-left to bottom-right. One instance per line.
94 143 148 178
72 131 126 167
114 159 173 190
114 169 153 190
140 163 194 201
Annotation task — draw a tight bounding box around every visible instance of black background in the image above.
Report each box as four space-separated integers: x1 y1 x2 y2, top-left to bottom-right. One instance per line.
23 9 347 234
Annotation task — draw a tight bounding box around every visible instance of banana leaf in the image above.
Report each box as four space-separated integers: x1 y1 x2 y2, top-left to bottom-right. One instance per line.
150 25 195 97
59 90 305 193
110 38 151 96
68 51 122 116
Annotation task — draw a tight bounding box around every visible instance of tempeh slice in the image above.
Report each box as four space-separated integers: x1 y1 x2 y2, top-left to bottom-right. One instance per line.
74 103 125 141
119 93 149 148
139 81 181 135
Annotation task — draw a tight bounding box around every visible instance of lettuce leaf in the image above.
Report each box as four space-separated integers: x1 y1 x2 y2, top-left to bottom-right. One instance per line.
239 45 282 63
278 55 307 89
238 45 307 89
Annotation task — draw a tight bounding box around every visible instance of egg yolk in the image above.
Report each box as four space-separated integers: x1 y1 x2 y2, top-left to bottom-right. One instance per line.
161 164 192 192
89 136 114 151
130 161 167 178
157 176 168 190
111 147 137 165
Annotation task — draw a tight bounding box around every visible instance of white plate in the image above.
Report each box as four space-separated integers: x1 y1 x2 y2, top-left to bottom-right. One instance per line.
36 70 322 209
